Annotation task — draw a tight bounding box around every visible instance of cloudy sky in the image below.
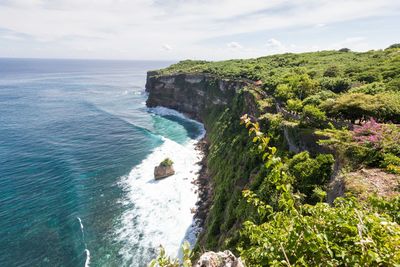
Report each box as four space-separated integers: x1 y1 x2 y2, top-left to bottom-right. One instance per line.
0 0 399 60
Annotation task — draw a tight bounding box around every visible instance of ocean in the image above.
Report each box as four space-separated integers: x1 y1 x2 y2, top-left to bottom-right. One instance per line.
0 58 205 266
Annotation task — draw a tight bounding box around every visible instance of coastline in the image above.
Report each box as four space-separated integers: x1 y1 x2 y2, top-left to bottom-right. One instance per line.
193 135 212 229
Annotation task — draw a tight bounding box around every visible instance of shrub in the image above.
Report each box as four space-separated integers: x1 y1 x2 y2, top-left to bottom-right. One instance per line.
275 84 294 101
286 99 303 112
318 119 400 169
240 196 400 267
339 47 351 52
286 151 335 202
349 82 387 95
386 43 400 50
290 74 319 100
323 65 340 77
382 153 400 174
303 90 336 106
300 105 327 128
322 92 400 123
357 71 382 83
160 158 174 167
149 241 192 267
239 116 400 267
320 77 352 93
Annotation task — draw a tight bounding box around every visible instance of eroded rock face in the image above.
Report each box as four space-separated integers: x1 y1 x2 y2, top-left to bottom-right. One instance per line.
195 250 245 267
154 165 175 180
145 72 250 121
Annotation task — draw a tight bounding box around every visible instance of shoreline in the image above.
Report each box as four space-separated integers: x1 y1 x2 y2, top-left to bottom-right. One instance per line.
193 135 212 229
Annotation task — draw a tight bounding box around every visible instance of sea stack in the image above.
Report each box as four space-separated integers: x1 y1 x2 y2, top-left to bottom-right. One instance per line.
154 158 175 180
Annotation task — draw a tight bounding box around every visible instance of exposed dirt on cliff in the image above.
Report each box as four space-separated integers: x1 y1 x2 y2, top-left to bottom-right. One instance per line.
344 168 400 200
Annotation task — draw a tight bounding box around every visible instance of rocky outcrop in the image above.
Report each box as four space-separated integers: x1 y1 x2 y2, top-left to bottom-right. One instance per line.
154 164 175 180
146 72 251 121
195 250 245 267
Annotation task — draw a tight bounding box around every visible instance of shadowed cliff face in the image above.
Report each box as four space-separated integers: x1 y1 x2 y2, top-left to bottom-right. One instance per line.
145 72 250 122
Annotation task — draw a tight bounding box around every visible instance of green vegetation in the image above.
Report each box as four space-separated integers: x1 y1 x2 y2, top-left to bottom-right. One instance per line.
150 117 400 266
149 242 192 267
318 119 400 171
238 117 400 266
156 48 400 124
149 46 400 265
160 158 174 167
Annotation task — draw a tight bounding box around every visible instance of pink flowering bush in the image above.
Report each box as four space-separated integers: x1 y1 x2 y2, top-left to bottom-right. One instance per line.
352 118 383 147
319 119 400 171
350 119 400 170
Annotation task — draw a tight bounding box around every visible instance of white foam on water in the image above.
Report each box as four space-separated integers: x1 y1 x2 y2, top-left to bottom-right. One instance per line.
116 129 204 265
77 217 84 232
84 249 91 267
148 107 205 140
77 217 90 267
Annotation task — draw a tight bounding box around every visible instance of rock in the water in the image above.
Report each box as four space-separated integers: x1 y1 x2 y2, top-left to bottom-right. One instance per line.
154 160 175 180
195 250 244 267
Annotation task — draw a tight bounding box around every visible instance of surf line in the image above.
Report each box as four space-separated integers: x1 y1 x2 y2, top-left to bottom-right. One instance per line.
77 217 91 267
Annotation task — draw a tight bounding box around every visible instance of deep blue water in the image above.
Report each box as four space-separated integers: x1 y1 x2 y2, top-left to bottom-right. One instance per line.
0 59 203 266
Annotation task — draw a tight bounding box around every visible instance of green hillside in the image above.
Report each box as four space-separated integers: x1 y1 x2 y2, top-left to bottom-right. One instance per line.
149 46 400 266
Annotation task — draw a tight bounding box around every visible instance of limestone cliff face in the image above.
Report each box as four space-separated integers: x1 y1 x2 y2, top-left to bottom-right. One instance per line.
145 71 251 121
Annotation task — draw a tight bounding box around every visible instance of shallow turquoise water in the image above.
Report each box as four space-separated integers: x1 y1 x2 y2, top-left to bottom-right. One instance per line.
0 59 204 266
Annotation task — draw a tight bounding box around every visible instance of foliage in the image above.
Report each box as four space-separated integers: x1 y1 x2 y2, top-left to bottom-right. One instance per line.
286 99 303 113
275 84 294 101
149 241 192 267
286 152 335 203
285 73 319 100
369 196 400 224
302 90 336 106
155 49 400 125
238 117 400 266
323 65 340 77
349 82 388 95
160 158 174 167
318 119 400 169
339 48 351 52
382 153 400 174
300 105 327 128
322 92 400 123
386 43 400 50
150 48 400 262
319 77 352 93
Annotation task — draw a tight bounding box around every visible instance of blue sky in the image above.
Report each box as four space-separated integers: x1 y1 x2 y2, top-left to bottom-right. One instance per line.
0 0 399 60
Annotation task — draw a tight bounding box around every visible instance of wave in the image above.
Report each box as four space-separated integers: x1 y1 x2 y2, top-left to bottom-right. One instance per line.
115 114 204 265
84 249 91 267
148 106 206 140
77 217 91 267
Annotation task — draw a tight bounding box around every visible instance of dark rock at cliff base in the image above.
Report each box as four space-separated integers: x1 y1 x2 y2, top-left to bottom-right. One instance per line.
195 250 245 267
154 164 175 180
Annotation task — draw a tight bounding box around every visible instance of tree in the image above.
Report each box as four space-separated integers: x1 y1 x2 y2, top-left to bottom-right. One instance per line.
386 43 400 50
286 99 303 113
323 65 340 77
300 105 327 128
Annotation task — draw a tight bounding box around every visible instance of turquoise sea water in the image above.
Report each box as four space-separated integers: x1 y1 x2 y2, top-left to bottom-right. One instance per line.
0 59 204 266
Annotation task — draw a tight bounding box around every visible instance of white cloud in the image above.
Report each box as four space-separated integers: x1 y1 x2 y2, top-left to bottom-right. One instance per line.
227 41 243 49
315 23 326 28
0 0 399 59
266 38 286 53
162 44 172 51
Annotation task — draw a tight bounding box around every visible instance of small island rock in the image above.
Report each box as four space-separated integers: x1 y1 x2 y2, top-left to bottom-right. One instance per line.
154 158 175 180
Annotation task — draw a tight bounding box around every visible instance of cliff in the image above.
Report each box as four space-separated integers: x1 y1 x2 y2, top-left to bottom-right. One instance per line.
146 71 264 250
145 49 400 265
146 71 255 122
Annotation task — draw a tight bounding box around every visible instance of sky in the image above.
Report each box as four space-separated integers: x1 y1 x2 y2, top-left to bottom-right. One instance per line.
0 0 399 60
